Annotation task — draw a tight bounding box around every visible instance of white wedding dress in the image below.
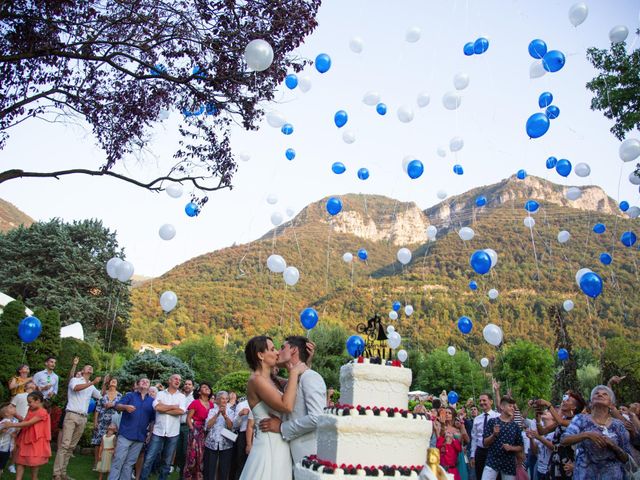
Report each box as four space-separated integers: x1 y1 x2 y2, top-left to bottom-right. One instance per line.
239 401 292 480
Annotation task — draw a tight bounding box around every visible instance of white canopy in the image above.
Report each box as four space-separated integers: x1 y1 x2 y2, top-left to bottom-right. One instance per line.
60 322 84 341
0 292 34 316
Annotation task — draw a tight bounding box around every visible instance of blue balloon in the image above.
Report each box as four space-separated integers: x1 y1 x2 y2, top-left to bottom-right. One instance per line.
579 272 603 298
376 103 387 115
346 335 366 358
476 196 487 207
300 308 319 330
357 248 368 261
525 200 540 213
528 39 548 59
326 197 343 216
315 53 332 74
542 50 566 73
526 112 550 138
392 301 402 312
558 348 569 361
546 105 560 119
18 316 42 344
407 160 424 179
619 201 630 212
600 252 612 265
281 123 294 135
205 102 217 115
285 148 296 161
334 110 348 128
593 223 606 234
517 169 527 180
151 64 167 76
546 156 558 169
88 398 97 414
285 74 298 89
185 202 200 217
621 231 637 247
473 37 489 54
357 168 370 180
463 42 475 56
453 164 464 175
457 316 473 334
448 391 459 405
469 281 478 291
331 162 346 174
470 250 492 275
555 159 572 177
538 92 553 108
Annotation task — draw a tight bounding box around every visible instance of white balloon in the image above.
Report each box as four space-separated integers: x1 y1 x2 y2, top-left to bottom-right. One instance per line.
458 227 475 241
298 76 312 93
405 26 421 43
483 323 503 347
397 349 408 363
397 105 414 123
575 268 592 286
266 111 287 128
442 91 462 110
620 139 640 162
266 194 278 205
159 224 176 241
558 230 571 243
387 325 396 334
389 311 398 320
574 163 591 177
106 257 122 279
283 266 300 286
157 109 170 121
529 60 547 79
629 172 640 186
285 207 295 218
426 225 438 240
267 254 287 273
342 130 356 144
349 36 364 53
453 72 470 90
397 247 412 265
388 332 402 349
566 187 582 201
244 39 274 72
116 260 134 282
628 206 640 219
362 91 381 106
166 183 183 199
159 291 178 313
417 92 431 108
609 25 629 44
563 299 575 312
447 346 456 356
437 147 447 158
402 155 414 173
404 305 414 316
342 252 353 263
524 217 536 228
568 2 589 27
484 249 498 268
270 212 284 226
488 289 499 300
449 136 464 152
480 357 489 368
437 190 448 200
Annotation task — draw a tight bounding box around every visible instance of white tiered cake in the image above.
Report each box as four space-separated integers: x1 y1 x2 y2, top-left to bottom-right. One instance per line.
293 359 433 479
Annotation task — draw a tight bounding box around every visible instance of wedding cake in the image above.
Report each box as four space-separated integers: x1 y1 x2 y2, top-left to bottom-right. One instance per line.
294 358 433 479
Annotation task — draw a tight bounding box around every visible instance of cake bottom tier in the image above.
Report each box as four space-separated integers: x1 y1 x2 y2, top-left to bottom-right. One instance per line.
294 462 420 479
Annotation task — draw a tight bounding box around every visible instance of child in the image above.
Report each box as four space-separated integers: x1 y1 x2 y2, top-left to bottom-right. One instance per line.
0 403 18 477
436 430 461 480
96 424 117 480
0 391 51 480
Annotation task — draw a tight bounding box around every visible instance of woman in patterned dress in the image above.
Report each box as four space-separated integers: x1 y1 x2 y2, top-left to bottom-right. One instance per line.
91 377 122 469
183 382 214 480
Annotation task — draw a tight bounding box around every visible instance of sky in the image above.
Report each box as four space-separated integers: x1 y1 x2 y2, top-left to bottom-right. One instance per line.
0 0 638 277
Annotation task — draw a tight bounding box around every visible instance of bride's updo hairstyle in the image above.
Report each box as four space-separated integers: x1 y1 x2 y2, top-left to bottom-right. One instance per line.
245 335 273 371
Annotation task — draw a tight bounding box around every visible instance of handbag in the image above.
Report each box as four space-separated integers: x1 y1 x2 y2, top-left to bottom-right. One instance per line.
221 428 238 443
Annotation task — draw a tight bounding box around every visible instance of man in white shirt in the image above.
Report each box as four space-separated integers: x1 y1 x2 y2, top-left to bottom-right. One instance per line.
469 392 500 480
175 378 194 477
232 398 254 480
32 356 59 400
140 374 187 480
53 364 102 480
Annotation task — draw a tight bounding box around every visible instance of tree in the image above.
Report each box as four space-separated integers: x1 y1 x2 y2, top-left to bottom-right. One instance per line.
170 337 224 386
213 371 251 397
494 340 554 403
115 351 195 390
26 307 61 369
549 306 580 404
0 0 321 198
0 219 131 350
601 337 640 404
307 323 350 389
0 300 28 391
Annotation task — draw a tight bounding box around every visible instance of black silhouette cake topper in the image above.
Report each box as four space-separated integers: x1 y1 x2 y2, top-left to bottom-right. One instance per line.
356 313 391 359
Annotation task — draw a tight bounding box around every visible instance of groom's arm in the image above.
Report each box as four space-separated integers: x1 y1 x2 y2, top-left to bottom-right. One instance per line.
280 371 326 441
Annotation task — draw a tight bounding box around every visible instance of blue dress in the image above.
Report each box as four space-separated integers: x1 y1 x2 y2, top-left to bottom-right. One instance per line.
91 392 122 446
561 413 631 480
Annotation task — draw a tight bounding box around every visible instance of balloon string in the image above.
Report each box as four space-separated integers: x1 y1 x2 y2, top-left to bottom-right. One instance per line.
106 293 120 352
527 214 542 282
325 218 333 294
279 284 288 331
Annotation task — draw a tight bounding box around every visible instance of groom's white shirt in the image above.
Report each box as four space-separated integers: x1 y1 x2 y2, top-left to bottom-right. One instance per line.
280 369 326 465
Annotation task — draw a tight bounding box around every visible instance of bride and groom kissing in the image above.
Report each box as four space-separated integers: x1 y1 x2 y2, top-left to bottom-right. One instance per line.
239 335 327 480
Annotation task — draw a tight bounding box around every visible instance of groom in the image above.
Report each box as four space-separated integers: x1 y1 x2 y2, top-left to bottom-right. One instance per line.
259 335 327 465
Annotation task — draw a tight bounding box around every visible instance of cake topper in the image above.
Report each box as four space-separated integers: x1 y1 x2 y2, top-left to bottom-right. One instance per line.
356 313 392 359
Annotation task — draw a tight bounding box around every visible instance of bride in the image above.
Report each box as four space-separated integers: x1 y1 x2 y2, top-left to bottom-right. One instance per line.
240 336 307 480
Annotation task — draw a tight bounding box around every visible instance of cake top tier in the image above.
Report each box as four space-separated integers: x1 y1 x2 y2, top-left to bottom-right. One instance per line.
339 359 412 410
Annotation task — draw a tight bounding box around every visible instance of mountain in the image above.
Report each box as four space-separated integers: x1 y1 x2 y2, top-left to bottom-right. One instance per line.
128 176 639 357
0 199 34 233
